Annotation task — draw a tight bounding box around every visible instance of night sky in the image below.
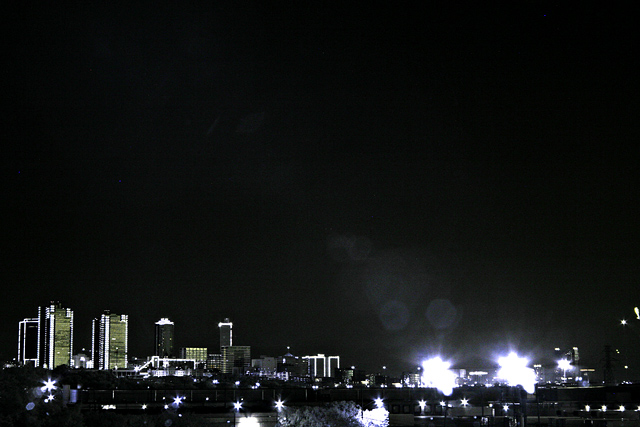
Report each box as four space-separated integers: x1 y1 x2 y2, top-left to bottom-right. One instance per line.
2 3 639 377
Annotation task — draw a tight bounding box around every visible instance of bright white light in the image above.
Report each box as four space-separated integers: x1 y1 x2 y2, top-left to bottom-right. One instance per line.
142 404 147 410
440 401 446 407
421 357 457 396
461 398 469 407
497 352 536 394
419 400 427 410
585 405 590 412
635 307 639 320
275 400 284 411
619 406 625 412
557 359 572 372
503 404 509 412
234 401 243 411
41 378 56 393
374 398 384 409
621 319 627 325
238 417 259 426
362 407 389 427
601 405 607 412
173 396 184 406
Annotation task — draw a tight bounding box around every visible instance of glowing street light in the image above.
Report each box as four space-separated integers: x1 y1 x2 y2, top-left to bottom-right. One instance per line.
497 352 536 394
233 401 243 426
41 378 57 393
557 359 572 381
421 357 457 396
418 400 427 414
173 396 184 407
275 399 284 411
461 398 469 407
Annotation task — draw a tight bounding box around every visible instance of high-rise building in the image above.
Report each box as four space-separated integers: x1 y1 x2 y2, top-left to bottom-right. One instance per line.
218 318 232 350
155 318 175 357
18 317 39 366
40 302 74 369
303 354 341 378
92 311 128 369
221 345 250 375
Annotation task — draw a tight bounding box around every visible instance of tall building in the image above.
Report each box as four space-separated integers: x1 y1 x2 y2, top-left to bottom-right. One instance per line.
218 318 232 349
155 318 175 357
18 317 39 366
221 346 250 375
40 302 74 369
92 311 128 369
303 354 341 378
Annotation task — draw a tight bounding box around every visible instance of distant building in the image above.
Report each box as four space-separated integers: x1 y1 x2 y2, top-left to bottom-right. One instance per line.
72 352 90 369
207 353 223 371
218 318 232 350
92 311 128 369
252 356 278 377
40 302 74 369
155 318 175 358
302 354 340 378
337 366 367 384
18 317 39 366
221 345 250 375
277 352 308 379
181 347 207 368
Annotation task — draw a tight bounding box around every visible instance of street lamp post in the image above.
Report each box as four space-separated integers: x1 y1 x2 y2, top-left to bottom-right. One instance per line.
233 401 242 426
275 399 284 426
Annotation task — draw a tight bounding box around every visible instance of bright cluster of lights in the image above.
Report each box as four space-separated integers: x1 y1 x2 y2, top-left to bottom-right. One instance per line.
362 407 389 427
421 357 457 396
497 352 536 394
237 417 259 426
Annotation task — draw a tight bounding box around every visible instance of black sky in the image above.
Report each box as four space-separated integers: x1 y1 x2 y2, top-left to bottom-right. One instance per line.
2 2 639 377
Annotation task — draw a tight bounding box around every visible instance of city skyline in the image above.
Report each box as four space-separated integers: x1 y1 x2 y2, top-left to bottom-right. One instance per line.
13 303 638 383
3 3 639 378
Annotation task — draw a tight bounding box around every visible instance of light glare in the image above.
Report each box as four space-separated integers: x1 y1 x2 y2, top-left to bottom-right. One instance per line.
421 357 457 396
497 352 536 394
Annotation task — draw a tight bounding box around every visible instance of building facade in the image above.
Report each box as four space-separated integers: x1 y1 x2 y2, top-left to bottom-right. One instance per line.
18 317 39 366
218 318 232 350
221 345 250 375
303 354 340 378
41 302 74 369
181 347 208 368
155 318 175 358
92 311 128 369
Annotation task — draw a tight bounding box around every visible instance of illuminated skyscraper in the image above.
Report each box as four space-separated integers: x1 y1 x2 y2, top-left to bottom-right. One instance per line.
40 302 74 369
92 311 128 369
302 354 341 378
218 318 232 350
155 318 175 357
18 317 39 366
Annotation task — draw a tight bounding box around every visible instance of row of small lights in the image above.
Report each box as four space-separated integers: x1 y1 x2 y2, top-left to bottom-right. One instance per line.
37 379 640 417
